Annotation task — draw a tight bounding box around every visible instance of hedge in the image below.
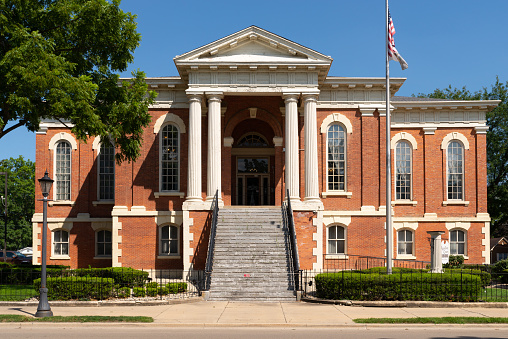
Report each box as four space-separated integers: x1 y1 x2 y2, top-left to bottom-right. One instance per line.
72 267 149 287
33 277 114 300
315 272 482 301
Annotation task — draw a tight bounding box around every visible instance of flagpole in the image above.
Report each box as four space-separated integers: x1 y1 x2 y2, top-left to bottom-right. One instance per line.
385 0 393 275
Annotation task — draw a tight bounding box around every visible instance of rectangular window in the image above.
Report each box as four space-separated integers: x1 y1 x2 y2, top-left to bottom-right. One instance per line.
99 143 115 200
397 230 413 255
328 226 345 254
96 230 112 257
53 230 69 256
160 225 178 255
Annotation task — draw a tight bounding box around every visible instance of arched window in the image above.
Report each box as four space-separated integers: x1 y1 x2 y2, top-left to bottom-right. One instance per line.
237 134 268 147
397 229 414 255
98 142 115 200
395 141 412 200
447 141 464 200
52 230 69 256
327 225 346 254
327 124 346 191
96 230 112 257
55 141 71 201
450 229 466 255
161 124 179 191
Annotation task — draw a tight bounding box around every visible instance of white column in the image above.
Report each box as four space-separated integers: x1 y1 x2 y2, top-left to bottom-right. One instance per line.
186 93 203 202
303 94 320 203
283 94 300 201
206 93 223 201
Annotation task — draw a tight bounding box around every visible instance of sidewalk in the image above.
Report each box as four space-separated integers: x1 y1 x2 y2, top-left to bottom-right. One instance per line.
1 299 508 327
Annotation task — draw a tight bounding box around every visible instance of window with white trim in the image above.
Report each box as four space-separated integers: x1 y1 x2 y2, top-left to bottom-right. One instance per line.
98 142 115 200
327 124 346 191
55 141 71 200
397 229 414 255
53 230 69 256
450 229 466 255
161 124 179 191
327 225 346 254
96 230 112 257
395 141 412 200
159 225 178 255
447 141 464 200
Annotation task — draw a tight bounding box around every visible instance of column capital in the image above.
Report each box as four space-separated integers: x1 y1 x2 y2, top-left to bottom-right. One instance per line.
282 93 300 102
187 92 204 102
302 92 320 101
206 92 224 101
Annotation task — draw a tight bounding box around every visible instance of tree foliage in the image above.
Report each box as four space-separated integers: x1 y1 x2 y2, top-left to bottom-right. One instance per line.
416 78 508 237
0 156 34 249
0 0 156 163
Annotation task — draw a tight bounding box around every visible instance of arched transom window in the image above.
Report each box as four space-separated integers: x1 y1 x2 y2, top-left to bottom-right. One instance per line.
237 134 268 148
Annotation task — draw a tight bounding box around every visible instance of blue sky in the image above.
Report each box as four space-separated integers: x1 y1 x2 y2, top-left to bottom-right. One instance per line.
2 0 507 162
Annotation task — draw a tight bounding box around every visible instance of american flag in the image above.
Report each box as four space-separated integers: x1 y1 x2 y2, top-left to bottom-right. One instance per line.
388 10 408 70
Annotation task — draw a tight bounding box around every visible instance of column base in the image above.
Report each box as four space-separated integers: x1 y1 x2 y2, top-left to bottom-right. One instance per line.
183 200 212 211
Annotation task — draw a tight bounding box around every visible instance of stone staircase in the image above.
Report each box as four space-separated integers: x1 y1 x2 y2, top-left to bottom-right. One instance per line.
207 207 296 301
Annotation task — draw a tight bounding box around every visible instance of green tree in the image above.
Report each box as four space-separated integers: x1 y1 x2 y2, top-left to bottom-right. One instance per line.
416 78 508 237
0 156 34 249
0 0 156 163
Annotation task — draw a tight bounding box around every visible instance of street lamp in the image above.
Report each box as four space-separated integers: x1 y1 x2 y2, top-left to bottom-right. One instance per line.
35 170 53 318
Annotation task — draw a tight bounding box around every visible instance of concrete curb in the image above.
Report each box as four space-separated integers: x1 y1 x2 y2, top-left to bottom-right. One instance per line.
302 296 508 308
0 296 204 307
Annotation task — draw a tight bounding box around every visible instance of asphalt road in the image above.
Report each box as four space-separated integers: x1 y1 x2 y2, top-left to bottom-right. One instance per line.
1 325 507 339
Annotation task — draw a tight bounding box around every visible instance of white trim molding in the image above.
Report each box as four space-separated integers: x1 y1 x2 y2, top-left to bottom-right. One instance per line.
391 132 418 150
320 113 353 134
153 113 187 134
48 132 78 150
441 132 470 150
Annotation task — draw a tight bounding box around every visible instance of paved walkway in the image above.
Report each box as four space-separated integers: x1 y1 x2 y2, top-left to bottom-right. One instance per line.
1 300 508 326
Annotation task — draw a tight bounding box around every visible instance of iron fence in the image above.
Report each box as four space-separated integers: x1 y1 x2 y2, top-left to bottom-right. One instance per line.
301 262 508 302
0 267 204 301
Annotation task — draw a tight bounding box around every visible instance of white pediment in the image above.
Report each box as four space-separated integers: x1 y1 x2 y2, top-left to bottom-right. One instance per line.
174 26 332 81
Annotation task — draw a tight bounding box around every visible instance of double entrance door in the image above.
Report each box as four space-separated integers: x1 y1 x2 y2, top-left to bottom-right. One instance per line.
236 157 270 206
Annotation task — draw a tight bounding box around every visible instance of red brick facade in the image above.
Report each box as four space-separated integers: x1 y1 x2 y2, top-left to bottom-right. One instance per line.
32 27 495 270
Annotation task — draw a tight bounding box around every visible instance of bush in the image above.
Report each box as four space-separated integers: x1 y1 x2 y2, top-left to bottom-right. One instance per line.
445 268 491 287
167 282 187 294
447 255 465 268
146 287 158 297
315 271 482 302
72 267 149 287
158 287 169 296
33 277 114 300
132 287 145 297
116 287 131 298
146 282 158 289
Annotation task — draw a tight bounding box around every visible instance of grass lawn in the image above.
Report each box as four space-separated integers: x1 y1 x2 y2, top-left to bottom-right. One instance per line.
0 315 153 322
480 287 508 302
0 285 38 301
355 317 508 324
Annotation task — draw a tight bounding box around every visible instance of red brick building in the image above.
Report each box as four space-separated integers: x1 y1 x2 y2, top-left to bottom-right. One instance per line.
32 27 498 270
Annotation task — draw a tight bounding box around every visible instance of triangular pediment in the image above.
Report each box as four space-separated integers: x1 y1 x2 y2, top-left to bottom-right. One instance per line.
174 26 332 80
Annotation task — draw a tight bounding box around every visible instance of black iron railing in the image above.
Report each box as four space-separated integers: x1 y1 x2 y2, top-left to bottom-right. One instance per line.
204 189 219 290
282 189 301 292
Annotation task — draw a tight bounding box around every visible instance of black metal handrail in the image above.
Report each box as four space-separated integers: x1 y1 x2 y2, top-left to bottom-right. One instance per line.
283 189 300 291
205 190 219 290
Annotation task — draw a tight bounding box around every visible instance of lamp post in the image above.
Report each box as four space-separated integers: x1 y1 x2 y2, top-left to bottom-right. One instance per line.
35 170 53 318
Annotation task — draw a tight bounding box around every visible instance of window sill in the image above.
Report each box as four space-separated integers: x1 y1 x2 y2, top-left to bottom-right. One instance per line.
154 192 185 198
93 256 112 260
325 254 348 260
92 201 114 206
157 255 181 259
392 201 418 206
49 201 75 207
50 255 70 260
321 192 352 198
397 255 416 260
442 200 469 206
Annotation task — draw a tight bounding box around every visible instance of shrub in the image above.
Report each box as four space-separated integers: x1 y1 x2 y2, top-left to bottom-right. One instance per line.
167 282 187 294
447 255 465 268
132 287 145 297
158 287 169 296
72 267 149 287
315 271 482 302
146 282 158 289
146 287 158 297
116 287 131 298
33 277 114 300
445 268 491 287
